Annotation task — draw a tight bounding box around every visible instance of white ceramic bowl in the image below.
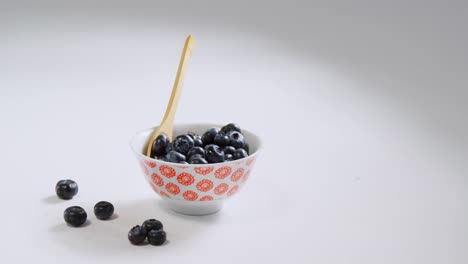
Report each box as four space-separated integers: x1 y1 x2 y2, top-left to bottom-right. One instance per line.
130 124 261 215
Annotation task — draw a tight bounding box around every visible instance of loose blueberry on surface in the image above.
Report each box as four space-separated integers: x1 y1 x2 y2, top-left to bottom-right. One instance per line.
94 201 114 220
223 146 236 156
151 134 169 158
173 135 194 155
204 144 225 163
187 146 205 158
165 151 186 163
148 230 166 246
201 127 220 145
128 225 147 245
227 131 245 149
225 154 233 161
142 219 163 235
214 133 230 147
55 179 78 200
233 148 248 160
188 155 208 164
221 123 241 134
64 206 87 227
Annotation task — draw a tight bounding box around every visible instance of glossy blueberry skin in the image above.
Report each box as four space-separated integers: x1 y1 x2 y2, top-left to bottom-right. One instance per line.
94 201 114 220
201 127 220 145
148 230 166 246
188 155 208 164
55 179 78 200
214 133 230 147
221 123 241 134
64 206 87 227
223 146 236 156
173 135 194 155
128 225 147 245
233 148 248 160
187 146 205 158
225 154 233 161
243 143 250 154
227 131 245 149
165 142 174 154
204 144 225 163
165 151 186 163
188 133 204 147
142 219 163 235
151 134 169 158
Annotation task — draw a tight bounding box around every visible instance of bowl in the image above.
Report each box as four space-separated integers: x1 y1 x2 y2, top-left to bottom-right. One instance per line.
130 123 261 215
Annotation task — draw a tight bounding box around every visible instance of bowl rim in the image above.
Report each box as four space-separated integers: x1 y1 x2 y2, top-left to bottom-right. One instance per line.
130 123 262 167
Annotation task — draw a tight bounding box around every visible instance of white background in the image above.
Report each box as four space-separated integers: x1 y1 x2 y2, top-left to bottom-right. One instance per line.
1 1 467 263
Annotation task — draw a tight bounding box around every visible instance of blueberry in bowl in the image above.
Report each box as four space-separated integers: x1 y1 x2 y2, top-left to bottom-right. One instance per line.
130 123 261 215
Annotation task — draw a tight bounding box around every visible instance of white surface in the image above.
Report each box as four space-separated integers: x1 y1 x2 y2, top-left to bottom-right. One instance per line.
0 1 467 263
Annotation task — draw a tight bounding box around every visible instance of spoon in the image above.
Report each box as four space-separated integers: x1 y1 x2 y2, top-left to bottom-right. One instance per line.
146 35 195 157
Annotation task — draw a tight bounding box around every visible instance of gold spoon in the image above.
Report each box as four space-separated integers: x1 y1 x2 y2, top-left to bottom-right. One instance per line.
146 35 195 157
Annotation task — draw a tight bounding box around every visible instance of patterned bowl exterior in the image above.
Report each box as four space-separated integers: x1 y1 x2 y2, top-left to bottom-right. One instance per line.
136 155 257 201
131 124 261 202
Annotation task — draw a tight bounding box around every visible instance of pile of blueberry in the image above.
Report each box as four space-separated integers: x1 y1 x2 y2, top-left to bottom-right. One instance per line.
151 123 250 164
55 179 167 246
128 219 167 246
56 180 115 227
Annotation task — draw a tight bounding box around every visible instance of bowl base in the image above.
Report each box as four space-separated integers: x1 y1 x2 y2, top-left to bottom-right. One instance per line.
164 199 224 216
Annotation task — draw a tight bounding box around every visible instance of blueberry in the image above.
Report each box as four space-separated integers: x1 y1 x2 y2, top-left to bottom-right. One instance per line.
179 161 189 164
223 146 236 156
188 155 208 164
243 143 250 154
157 155 167 161
214 133 230 147
55 179 78 200
221 123 241 134
227 131 245 149
128 225 147 245
165 142 174 153
192 135 203 147
64 206 87 227
94 201 114 220
165 151 186 163
173 135 194 155
225 154 233 161
204 144 225 163
233 148 248 160
142 219 163 235
151 134 169 158
187 146 205 158
148 230 166 246
201 127 220 145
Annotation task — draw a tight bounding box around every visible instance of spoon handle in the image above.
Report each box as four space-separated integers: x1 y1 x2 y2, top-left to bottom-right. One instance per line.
146 35 195 157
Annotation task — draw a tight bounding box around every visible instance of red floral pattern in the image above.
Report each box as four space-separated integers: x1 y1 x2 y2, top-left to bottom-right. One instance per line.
227 185 239 196
246 158 256 166
165 183 180 195
196 179 214 192
141 162 150 176
149 182 159 193
177 172 195 186
241 170 250 183
159 165 176 178
160 190 170 198
200 195 213 201
215 166 232 179
214 183 229 195
194 167 214 175
145 160 157 168
231 168 244 182
151 173 164 187
183 190 198 201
